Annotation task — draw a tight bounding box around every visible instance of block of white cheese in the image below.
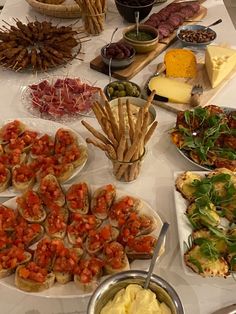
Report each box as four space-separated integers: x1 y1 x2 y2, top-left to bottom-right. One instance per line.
205 45 236 88
148 76 193 104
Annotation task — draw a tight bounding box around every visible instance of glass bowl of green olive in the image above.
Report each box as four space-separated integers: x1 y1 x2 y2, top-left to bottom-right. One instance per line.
104 80 141 100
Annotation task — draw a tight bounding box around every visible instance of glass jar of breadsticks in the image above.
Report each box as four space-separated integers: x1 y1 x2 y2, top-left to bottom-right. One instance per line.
76 0 106 35
81 93 158 182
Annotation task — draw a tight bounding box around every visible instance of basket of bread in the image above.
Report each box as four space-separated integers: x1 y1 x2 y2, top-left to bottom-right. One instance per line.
25 0 81 19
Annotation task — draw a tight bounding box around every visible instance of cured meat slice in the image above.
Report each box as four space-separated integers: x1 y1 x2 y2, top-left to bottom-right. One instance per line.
158 25 170 38
149 14 162 27
180 6 195 19
159 22 174 33
158 9 170 21
168 14 182 29
144 20 157 28
171 12 184 24
191 3 200 13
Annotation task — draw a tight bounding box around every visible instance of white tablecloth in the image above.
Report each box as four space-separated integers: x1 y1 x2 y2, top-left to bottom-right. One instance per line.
0 1 236 313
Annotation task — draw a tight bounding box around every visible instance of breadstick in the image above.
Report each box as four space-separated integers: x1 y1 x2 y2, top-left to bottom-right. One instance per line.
126 99 135 142
104 100 119 140
118 98 125 140
94 101 108 119
102 118 118 148
99 88 108 104
106 144 117 160
134 107 144 135
86 138 107 151
144 121 158 145
81 120 111 145
117 133 126 161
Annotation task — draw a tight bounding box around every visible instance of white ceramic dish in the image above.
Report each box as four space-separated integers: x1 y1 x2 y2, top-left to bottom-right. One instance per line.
0 118 87 198
173 171 230 277
0 185 163 298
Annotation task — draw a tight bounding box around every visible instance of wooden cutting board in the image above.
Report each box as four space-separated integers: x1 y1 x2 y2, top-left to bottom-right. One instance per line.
90 3 207 80
143 58 236 113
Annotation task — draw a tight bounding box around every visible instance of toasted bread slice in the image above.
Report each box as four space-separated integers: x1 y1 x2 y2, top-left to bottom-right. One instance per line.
44 207 69 239
175 171 202 201
0 120 25 145
91 184 116 220
184 245 229 277
15 264 55 292
103 242 130 275
0 166 11 192
66 182 90 214
38 174 65 207
0 250 31 279
125 235 157 260
12 164 35 192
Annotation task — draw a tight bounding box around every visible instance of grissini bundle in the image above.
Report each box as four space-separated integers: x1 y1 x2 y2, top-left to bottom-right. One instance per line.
82 95 158 182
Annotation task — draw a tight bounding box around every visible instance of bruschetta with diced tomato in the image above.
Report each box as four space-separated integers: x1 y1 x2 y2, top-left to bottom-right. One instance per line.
30 134 54 159
5 130 38 153
53 247 83 284
103 241 130 274
57 143 88 168
0 246 31 278
16 190 46 223
0 120 25 144
0 230 13 251
109 196 141 227
0 204 16 232
91 184 116 220
85 225 119 255
125 235 157 260
34 238 64 270
38 174 65 207
15 261 55 292
13 218 44 248
0 164 11 192
12 164 35 192
66 182 89 214
36 161 74 183
67 214 101 246
54 128 77 155
74 257 104 292
118 212 156 245
0 149 27 169
44 205 69 239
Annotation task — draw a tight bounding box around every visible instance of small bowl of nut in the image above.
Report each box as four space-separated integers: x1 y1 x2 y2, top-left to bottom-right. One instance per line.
101 42 136 69
177 24 217 47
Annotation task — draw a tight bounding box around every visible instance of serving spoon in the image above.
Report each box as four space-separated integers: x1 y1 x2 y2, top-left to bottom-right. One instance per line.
144 222 169 289
135 11 140 37
204 18 222 29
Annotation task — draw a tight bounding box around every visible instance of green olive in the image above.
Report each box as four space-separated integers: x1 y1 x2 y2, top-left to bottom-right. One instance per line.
110 82 119 88
118 84 125 91
118 90 126 97
125 85 133 96
114 90 120 97
135 90 140 97
108 86 114 96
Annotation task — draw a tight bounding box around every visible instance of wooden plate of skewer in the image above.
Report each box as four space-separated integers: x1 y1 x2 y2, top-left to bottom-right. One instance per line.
0 18 90 72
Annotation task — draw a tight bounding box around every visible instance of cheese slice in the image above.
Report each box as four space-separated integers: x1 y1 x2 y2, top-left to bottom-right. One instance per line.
205 45 236 88
148 76 192 104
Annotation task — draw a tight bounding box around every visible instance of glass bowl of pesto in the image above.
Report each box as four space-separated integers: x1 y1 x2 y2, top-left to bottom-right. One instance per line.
123 24 159 53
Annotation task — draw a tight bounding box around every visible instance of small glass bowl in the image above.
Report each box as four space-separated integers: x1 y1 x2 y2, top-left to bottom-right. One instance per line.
106 149 146 183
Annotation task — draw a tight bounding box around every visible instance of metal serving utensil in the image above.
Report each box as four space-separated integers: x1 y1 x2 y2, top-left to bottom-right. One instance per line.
144 222 169 289
135 11 140 37
204 18 222 30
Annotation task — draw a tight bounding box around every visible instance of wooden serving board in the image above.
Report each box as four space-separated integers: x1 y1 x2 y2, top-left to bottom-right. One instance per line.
143 60 236 113
90 4 207 80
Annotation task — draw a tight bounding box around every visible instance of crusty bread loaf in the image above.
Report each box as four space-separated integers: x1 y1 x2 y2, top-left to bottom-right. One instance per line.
164 49 197 78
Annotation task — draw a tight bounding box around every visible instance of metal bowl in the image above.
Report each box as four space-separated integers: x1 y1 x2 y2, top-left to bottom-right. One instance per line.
104 80 141 101
87 270 185 314
100 44 136 69
177 24 217 47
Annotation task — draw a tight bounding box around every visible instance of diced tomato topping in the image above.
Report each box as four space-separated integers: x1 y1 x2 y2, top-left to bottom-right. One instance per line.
55 129 76 154
87 225 113 252
127 236 156 253
46 208 67 235
31 134 54 156
76 257 104 283
13 217 42 248
39 177 62 202
93 185 115 214
53 247 80 273
13 164 34 183
0 149 24 167
18 262 48 283
0 120 23 142
58 144 81 164
0 246 27 270
0 230 12 250
0 205 16 231
66 183 88 210
119 213 152 244
104 242 125 269
7 130 37 151
109 196 136 225
16 190 43 220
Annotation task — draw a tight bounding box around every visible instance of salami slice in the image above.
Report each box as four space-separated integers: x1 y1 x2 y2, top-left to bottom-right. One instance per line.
158 9 170 21
144 20 157 28
158 25 170 38
180 6 195 19
168 15 182 29
190 3 200 13
159 22 174 33
171 12 184 24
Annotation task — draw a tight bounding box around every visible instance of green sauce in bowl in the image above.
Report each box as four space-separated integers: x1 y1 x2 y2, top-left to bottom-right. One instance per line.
126 30 155 41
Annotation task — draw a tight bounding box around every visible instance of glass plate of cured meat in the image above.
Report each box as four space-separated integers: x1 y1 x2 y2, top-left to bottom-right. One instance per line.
22 76 102 122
